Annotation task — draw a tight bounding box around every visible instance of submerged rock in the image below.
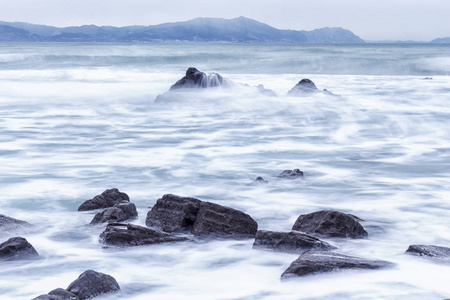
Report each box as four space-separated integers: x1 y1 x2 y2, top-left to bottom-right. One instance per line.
287 78 335 96
253 230 337 254
278 169 304 179
146 194 258 238
405 244 450 259
0 237 39 260
66 270 120 299
292 210 368 238
78 188 130 211
90 201 138 224
256 84 277 97
100 223 189 247
281 251 394 279
0 214 32 232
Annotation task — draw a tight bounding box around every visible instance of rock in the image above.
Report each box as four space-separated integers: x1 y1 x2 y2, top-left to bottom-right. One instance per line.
287 79 335 96
0 214 31 231
251 176 268 185
32 288 80 300
66 270 120 299
281 251 394 279
90 201 138 224
405 244 450 259
170 67 231 90
253 230 337 254
278 169 304 179
146 194 258 237
292 210 368 238
78 188 130 211
100 223 189 247
0 237 39 260
256 84 277 97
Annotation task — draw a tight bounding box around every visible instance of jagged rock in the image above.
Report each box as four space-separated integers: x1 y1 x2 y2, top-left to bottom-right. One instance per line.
146 194 258 237
66 270 120 299
281 251 394 279
405 244 450 259
32 288 80 300
78 188 130 211
0 214 31 231
287 79 335 96
100 223 189 246
253 230 337 254
0 237 39 260
292 210 368 238
170 67 230 90
278 169 304 179
90 201 138 224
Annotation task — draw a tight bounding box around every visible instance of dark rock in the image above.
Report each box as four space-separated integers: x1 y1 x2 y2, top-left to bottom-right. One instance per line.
100 223 188 246
0 237 39 260
32 288 80 300
146 194 201 233
146 194 258 237
192 201 258 237
78 188 130 211
281 251 394 279
90 201 138 224
292 210 368 238
287 79 335 97
253 176 269 184
405 244 450 259
0 214 31 231
66 270 120 299
170 67 230 90
256 84 277 97
253 230 337 254
278 169 304 179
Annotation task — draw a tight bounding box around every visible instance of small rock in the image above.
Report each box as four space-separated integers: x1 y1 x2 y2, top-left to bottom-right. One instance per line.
278 169 304 179
281 251 394 279
146 194 258 237
0 214 31 231
405 244 450 259
0 237 39 260
256 84 277 97
292 210 368 238
32 288 80 300
100 223 189 247
66 270 120 299
90 201 138 224
78 188 130 211
288 79 335 96
253 230 337 254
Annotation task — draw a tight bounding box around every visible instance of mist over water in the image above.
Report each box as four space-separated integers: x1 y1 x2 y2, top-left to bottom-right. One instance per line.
0 43 450 299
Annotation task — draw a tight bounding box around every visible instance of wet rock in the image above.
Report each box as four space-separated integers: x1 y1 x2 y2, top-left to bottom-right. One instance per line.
0 214 31 231
278 169 304 179
281 251 394 279
32 288 80 300
253 230 337 254
100 223 189 247
90 201 138 224
287 79 335 96
66 270 120 299
170 67 230 90
292 210 368 238
405 244 450 259
0 237 39 260
78 188 130 211
146 194 258 237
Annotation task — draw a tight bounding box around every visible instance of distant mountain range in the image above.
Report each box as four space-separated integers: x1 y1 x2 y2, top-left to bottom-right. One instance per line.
0 17 365 43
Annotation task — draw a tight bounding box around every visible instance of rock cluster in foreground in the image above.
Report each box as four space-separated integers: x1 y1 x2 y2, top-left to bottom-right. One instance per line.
32 270 120 300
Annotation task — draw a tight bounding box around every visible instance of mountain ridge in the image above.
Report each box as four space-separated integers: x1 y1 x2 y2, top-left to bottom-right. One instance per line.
0 17 365 43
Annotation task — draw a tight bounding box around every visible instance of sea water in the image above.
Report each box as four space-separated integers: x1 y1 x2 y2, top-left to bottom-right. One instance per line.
0 42 449 299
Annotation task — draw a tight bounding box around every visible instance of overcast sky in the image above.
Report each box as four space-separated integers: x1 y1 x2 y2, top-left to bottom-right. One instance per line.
0 0 448 41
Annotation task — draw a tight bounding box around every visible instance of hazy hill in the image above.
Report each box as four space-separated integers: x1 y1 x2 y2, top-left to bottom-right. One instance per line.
430 37 450 43
0 17 364 43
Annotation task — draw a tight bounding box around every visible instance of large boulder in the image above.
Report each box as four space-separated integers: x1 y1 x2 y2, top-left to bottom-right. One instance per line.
90 201 138 224
170 67 230 90
66 270 120 299
278 169 304 179
405 244 450 259
78 188 129 211
100 223 189 247
32 288 80 300
292 210 368 238
287 79 335 96
0 214 31 232
253 230 337 254
281 251 394 279
0 237 39 260
146 194 258 238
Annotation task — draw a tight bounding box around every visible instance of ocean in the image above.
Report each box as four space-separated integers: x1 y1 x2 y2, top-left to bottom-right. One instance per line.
0 42 449 299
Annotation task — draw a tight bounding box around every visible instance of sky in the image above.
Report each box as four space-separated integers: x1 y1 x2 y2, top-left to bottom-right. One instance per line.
0 0 448 41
